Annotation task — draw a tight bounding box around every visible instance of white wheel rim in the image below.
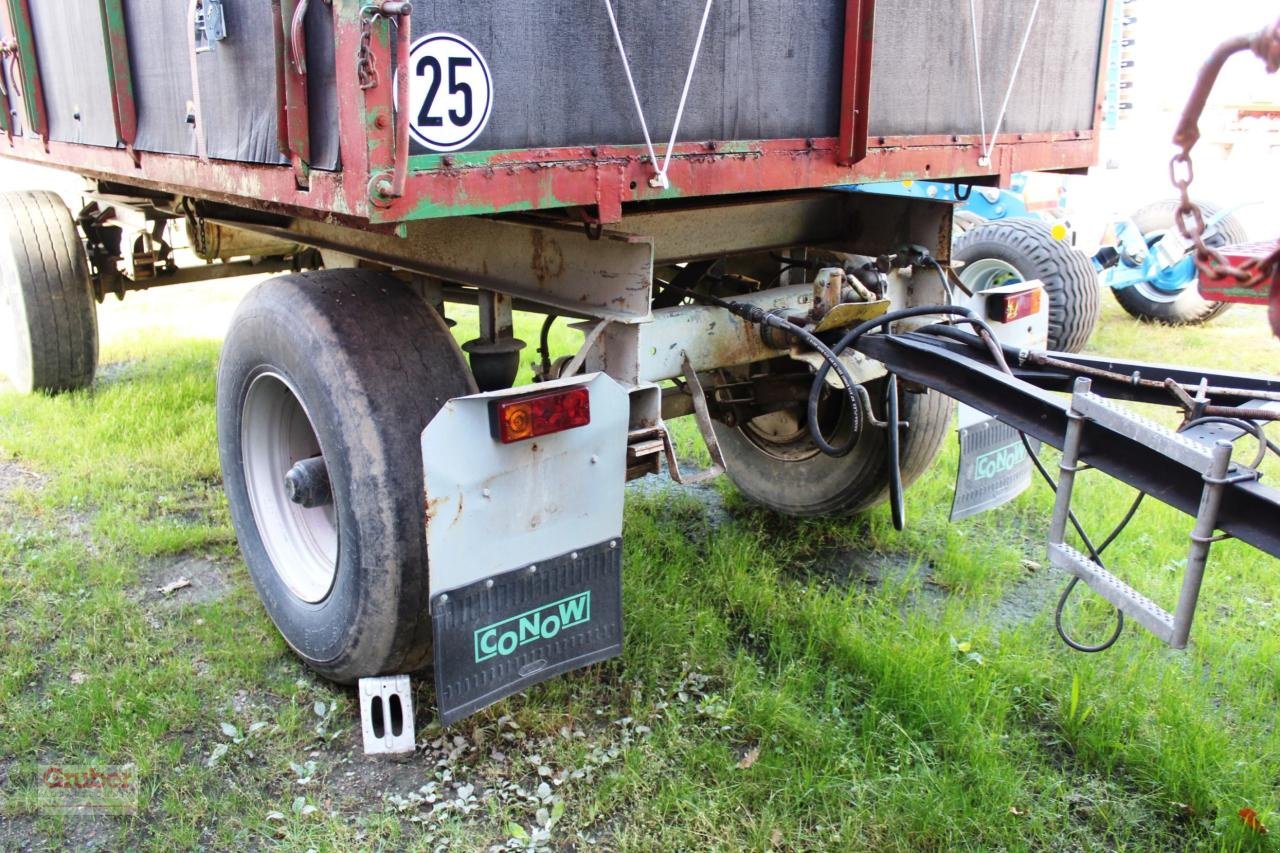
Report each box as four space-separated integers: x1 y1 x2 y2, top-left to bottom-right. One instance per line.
959 257 1024 293
241 371 339 603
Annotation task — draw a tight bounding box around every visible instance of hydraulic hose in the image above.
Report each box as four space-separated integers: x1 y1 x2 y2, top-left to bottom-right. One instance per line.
806 306 1004 440
661 284 864 456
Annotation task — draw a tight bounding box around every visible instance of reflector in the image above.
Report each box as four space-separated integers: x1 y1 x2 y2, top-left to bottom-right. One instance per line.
489 387 591 444
986 287 1042 324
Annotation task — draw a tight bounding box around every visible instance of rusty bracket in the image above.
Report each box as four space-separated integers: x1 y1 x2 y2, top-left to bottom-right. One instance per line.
678 353 727 482
360 1 411 206
277 0 313 187
97 0 139 163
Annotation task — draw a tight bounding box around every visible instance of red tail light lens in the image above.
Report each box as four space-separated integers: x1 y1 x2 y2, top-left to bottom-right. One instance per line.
986 287 1043 324
490 387 591 444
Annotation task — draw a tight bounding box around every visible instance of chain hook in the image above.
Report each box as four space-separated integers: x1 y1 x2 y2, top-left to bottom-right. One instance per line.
1170 18 1280 290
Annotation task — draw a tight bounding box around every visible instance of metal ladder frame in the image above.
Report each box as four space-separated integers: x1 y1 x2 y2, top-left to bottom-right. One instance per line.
1048 377 1249 648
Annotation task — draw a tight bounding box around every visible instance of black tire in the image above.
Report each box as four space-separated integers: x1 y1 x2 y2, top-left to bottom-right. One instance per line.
217 271 476 682
0 190 98 393
952 209 986 237
1112 199 1247 326
954 219 1100 353
713 377 953 517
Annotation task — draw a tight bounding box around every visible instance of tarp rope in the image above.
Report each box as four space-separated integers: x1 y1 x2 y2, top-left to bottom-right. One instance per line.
968 0 1043 166
603 0 715 189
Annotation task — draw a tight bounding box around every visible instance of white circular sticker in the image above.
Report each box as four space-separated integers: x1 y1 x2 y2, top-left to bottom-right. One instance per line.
407 32 493 152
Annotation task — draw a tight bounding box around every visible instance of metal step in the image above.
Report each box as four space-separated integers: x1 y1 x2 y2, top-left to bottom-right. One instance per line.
1045 377 1240 650
1070 389 1215 471
1048 542 1178 646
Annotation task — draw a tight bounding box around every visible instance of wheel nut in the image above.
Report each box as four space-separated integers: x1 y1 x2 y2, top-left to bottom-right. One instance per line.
284 456 332 508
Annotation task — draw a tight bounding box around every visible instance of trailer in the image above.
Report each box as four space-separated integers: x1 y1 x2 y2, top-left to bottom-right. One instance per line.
2 0 1279 738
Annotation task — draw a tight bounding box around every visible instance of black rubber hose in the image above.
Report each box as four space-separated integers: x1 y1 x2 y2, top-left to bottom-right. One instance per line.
538 314 558 378
661 284 865 456
1180 415 1280 469
755 308 864 456
807 306 996 431
885 373 905 530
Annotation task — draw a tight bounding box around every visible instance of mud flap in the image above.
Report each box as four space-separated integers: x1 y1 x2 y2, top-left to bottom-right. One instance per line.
950 409 1038 521
950 280 1047 520
431 540 623 725
421 373 629 725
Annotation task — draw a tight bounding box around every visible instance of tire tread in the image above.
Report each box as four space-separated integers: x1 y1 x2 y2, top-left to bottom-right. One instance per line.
954 218 1100 353
0 190 97 392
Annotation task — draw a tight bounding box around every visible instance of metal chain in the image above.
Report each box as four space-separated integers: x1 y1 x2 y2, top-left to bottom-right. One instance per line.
1170 18 1280 289
183 199 210 259
357 12 380 90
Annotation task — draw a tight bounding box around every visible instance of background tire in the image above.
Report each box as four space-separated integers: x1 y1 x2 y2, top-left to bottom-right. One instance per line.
954 218 1100 353
713 377 953 517
1112 199 1247 326
0 191 98 393
217 271 475 683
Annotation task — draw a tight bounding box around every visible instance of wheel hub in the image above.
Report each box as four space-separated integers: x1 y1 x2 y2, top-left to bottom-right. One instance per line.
241 371 339 604
284 456 333 509
958 257 1023 293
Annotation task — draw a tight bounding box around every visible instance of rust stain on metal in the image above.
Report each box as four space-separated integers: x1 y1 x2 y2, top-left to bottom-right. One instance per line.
529 230 565 285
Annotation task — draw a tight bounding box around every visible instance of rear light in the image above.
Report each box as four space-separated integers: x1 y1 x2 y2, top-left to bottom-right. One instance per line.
986 287 1042 324
489 387 591 444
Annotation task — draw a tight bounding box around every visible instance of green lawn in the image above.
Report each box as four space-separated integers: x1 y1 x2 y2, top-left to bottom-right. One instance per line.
1 288 1279 850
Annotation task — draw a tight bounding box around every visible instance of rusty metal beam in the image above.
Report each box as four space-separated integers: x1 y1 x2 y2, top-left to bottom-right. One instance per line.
0 124 1099 228
595 191 951 265
215 213 656 323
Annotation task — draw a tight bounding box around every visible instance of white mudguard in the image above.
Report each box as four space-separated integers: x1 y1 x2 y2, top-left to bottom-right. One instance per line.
951 281 1049 520
421 373 629 724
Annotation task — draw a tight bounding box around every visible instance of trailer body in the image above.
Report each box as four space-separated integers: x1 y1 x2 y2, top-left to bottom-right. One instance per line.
0 0 1111 223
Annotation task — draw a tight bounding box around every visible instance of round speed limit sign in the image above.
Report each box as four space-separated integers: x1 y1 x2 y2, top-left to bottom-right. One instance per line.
406 33 493 152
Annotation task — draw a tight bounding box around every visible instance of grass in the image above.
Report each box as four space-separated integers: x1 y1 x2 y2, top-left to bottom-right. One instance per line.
2 287 1280 850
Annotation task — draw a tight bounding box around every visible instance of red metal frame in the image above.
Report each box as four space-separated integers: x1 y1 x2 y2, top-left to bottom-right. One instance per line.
0 0 1111 228
837 0 876 166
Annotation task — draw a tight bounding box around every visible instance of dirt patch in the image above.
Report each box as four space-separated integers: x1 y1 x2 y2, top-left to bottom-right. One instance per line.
983 561 1061 629
0 457 47 499
626 471 730 527
134 555 235 612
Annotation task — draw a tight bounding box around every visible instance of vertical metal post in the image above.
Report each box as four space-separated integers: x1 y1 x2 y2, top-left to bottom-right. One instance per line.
477 290 515 344
463 290 525 391
1048 377 1091 546
1169 440 1233 648
279 0 312 186
97 0 138 156
0 46 11 138
837 0 877 166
